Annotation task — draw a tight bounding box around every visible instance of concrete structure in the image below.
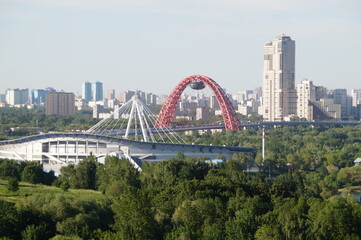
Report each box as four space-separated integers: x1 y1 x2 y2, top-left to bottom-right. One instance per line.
262 35 297 121
82 81 92 101
45 92 75 116
92 81 103 101
0 133 255 171
5 88 29 106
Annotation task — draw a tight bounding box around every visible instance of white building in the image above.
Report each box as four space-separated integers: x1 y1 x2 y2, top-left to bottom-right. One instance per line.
351 89 361 107
297 79 316 120
196 107 209 120
5 88 29 106
262 35 297 121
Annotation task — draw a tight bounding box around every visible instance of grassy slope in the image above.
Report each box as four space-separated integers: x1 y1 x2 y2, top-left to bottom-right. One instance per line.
0 179 106 203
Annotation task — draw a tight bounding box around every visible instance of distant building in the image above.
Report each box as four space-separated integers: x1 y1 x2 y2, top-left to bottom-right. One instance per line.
354 158 361 166
31 89 47 105
196 107 209 120
46 92 75 115
0 94 5 103
297 79 316 120
351 89 361 118
5 88 29 106
93 104 104 118
331 89 351 119
209 96 220 110
82 81 92 101
107 89 115 100
92 81 103 101
351 89 361 107
262 35 297 121
117 90 135 103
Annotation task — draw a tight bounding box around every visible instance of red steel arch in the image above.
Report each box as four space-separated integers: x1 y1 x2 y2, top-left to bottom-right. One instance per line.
155 75 241 131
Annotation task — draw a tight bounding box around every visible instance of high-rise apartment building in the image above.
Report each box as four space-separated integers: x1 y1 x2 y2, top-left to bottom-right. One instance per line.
5 88 29 106
82 81 92 101
297 79 316 119
46 92 75 115
92 81 103 101
351 89 361 107
330 89 351 119
262 35 297 121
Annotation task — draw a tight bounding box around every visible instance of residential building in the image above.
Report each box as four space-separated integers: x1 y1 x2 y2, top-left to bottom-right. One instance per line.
45 92 75 115
262 35 297 121
297 79 316 119
196 107 209 120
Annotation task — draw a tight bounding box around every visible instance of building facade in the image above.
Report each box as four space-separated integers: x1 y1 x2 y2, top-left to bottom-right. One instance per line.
46 92 75 115
262 35 297 121
92 81 103 102
297 79 316 120
82 82 92 101
31 89 47 105
5 88 29 106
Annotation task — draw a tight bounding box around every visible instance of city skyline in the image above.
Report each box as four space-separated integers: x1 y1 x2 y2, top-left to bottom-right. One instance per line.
0 0 360 95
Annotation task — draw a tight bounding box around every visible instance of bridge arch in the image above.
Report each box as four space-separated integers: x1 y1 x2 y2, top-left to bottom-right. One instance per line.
155 75 241 131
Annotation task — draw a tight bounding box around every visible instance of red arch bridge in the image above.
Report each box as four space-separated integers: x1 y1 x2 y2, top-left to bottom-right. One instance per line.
155 74 241 131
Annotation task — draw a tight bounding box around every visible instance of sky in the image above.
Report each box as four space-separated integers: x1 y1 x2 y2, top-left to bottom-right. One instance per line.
0 0 360 96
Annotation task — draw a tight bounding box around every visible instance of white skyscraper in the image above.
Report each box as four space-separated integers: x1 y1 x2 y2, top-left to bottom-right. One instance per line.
262 35 297 121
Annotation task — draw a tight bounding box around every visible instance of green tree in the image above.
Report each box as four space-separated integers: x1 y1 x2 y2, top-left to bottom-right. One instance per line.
60 182 70 192
112 186 158 240
21 163 43 184
7 177 19 192
73 156 98 189
97 156 140 195
0 159 20 180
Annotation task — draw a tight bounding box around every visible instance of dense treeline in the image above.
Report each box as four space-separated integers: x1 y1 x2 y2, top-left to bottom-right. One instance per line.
183 125 361 169
1 154 361 239
0 125 361 239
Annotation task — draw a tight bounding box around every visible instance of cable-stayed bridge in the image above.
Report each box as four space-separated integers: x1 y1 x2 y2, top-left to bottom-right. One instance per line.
0 86 255 171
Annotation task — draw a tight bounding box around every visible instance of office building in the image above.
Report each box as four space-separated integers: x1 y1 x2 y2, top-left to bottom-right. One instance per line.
31 89 47 105
262 35 297 121
46 92 75 115
5 88 29 106
92 81 103 101
82 82 92 101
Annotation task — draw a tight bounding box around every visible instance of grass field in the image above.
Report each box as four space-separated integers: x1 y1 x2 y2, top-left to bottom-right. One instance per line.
0 179 107 203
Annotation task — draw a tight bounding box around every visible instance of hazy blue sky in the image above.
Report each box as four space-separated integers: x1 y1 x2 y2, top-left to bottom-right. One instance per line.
0 0 360 95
